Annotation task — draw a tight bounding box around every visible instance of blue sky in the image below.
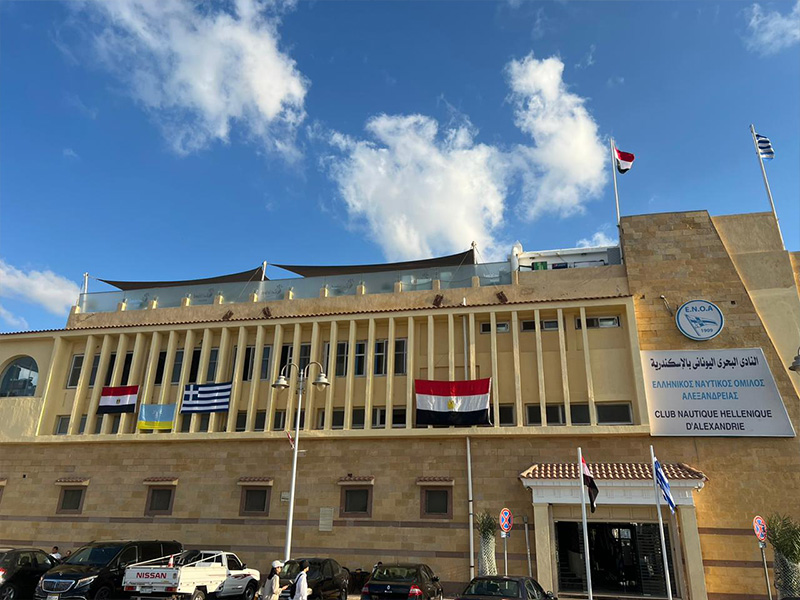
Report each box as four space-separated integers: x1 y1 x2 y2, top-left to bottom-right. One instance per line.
1 0 799 332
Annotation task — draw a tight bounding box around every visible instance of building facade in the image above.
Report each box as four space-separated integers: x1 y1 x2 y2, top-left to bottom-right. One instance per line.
1 210 799 600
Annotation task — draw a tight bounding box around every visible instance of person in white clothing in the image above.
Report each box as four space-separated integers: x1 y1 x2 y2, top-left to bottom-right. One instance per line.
293 560 312 600
50 546 62 561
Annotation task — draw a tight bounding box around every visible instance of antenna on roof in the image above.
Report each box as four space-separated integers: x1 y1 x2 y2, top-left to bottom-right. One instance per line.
261 261 268 281
470 241 478 264
82 272 89 295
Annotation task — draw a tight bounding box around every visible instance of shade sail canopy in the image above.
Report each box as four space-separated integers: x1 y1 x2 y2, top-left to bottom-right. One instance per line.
273 249 475 278
98 266 266 291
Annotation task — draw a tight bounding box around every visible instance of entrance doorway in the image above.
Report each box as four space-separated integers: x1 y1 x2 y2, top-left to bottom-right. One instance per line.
555 521 676 598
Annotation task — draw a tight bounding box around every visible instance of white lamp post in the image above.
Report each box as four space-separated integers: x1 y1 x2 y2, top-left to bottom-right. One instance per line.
273 361 329 562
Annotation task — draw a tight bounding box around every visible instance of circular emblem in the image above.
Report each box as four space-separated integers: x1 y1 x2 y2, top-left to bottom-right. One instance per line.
675 300 724 341
499 507 513 532
753 515 767 541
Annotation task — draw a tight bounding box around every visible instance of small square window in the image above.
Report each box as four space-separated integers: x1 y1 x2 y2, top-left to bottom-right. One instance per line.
57 487 85 514
240 487 271 516
341 487 372 517
392 407 407 428
547 405 565 425
54 416 70 436
332 409 345 430
521 320 536 332
145 487 174 516
352 408 365 429
526 405 541 426
273 410 286 430
254 411 267 431
499 405 515 427
421 487 452 519
570 404 591 425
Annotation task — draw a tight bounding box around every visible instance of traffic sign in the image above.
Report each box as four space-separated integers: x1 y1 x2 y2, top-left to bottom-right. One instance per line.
753 515 767 542
499 507 513 532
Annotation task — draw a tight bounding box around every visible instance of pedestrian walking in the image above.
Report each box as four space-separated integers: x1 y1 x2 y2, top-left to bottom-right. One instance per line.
260 560 288 600
293 560 312 600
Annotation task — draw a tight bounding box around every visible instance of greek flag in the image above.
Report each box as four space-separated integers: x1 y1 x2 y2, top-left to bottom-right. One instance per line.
756 133 775 160
654 459 677 513
181 382 232 413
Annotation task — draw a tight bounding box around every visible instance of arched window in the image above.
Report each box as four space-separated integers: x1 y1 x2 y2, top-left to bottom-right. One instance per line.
0 356 39 397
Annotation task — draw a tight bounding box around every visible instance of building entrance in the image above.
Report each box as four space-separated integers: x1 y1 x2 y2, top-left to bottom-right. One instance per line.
555 521 676 598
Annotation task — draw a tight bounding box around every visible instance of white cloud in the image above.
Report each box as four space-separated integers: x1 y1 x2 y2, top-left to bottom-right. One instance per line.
326 115 508 261
85 0 308 158
0 305 29 332
577 228 618 248
575 44 596 69
507 54 607 220
531 7 548 40
0 260 80 316
744 0 800 55
606 75 625 87
62 148 79 159
64 93 98 119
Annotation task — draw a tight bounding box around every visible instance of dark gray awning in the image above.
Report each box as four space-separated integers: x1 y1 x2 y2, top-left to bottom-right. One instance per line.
98 266 266 291
274 249 475 278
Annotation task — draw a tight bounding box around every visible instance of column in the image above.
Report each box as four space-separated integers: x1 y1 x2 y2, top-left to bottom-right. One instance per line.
245 325 266 432
190 328 212 433
137 332 162 435
101 333 130 434
489 312 500 426
579 307 598 426
173 329 196 433
226 326 249 432
624 298 650 426
533 503 555 592
84 335 115 435
534 309 547 426
385 317 395 427
284 323 302 431
344 320 357 429
557 308 571 426
210 327 231 432
468 313 476 379
68 335 96 435
427 315 435 380
405 316 415 429
157 331 179 407
364 318 376 428
305 321 321 431
265 325 284 431
511 311 523 427
677 505 708 600
35 336 69 436
447 313 455 380
122 332 148 433
324 322 338 430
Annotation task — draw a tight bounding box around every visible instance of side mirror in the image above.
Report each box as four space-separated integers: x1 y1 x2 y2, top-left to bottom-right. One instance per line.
242 564 247 568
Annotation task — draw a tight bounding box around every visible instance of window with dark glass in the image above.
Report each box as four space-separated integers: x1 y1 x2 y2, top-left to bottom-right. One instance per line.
394 339 408 375
110 414 121 434
335 342 348 377
198 413 210 432
207 348 219 381
260 346 272 380
352 408 365 429
254 410 267 431
67 355 83 388
354 342 366 376
392 407 407 428
292 409 305 429
121 351 134 385
341 487 371 516
58 487 85 514
79 414 87 434
240 487 270 516
499 405 515 426
236 411 247 432
298 343 311 370
570 404 591 425
273 410 286 430
332 409 345 429
597 403 633 424
188 348 202 383
372 407 386 428
280 345 293 372
422 488 451 518
54 416 70 435
170 350 184 385
180 414 191 432
145 487 174 515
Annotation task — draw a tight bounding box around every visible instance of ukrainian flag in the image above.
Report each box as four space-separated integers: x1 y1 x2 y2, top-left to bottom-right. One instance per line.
138 403 177 430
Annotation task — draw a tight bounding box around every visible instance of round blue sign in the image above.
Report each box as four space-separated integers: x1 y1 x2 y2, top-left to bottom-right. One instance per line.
675 300 724 341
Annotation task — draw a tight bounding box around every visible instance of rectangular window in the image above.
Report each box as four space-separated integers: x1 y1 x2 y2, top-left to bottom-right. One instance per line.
352 408 365 429
180 414 191 433
94 416 103 434
103 353 117 387
540 320 560 331
155 352 167 385
341 487 372 517
526 405 541 426
333 341 348 377
394 339 408 375
57 487 85 514
243 346 255 381
54 416 70 435
354 342 367 376
207 348 219 382
110 414 121 434
67 355 84 388
527 405 567 425
521 320 536 332
145 487 175 516
121 351 134 385
254 410 267 431
575 316 621 329
188 348 202 383
481 322 510 334
236 411 247 432
570 403 591 425
597 403 633 425
260 346 272 380
421 487 451 519
240 487 271 516
374 340 387 376
79 414 87 434
372 407 386 428
89 354 101 387
392 407 407 428
316 409 326 430
298 343 311 371
273 410 286 430
198 413 210 432
293 409 305 430
280 344 293 372
171 350 184 385
499 404 515 427
331 409 345 429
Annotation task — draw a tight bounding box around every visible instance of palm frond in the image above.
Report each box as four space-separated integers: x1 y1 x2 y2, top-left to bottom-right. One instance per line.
767 513 800 563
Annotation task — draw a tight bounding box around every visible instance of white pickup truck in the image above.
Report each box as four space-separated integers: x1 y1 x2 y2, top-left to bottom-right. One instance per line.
123 550 260 600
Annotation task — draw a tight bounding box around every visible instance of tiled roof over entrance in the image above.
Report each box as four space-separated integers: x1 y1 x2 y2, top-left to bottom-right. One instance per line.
520 462 707 481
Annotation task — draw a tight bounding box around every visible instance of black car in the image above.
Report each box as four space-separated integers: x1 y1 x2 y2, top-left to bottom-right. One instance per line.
280 558 350 600
0 547 59 600
34 540 182 600
456 576 556 600
361 564 443 600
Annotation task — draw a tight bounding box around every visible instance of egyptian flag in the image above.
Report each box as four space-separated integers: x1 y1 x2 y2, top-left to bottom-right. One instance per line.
415 379 491 426
98 385 138 414
581 456 599 513
614 147 635 173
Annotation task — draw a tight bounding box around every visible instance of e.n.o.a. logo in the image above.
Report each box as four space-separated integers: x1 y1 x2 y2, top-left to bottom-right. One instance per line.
675 300 724 341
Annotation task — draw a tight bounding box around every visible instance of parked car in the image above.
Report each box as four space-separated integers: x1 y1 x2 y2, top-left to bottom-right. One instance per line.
0 547 59 600
280 558 349 600
455 576 556 600
34 540 182 600
361 564 443 600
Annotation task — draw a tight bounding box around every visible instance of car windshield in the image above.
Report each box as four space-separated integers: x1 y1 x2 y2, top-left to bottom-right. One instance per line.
371 567 418 582
462 579 520 598
283 561 322 579
65 544 124 567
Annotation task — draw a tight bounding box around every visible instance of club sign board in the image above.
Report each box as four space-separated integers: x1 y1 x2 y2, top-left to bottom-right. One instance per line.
641 348 795 437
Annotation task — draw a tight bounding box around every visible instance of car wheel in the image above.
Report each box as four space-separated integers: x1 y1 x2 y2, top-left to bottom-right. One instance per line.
92 587 113 600
242 583 257 600
0 583 18 600
192 590 208 600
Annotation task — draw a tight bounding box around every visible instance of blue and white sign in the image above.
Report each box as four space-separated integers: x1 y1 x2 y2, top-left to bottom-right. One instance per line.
676 300 724 341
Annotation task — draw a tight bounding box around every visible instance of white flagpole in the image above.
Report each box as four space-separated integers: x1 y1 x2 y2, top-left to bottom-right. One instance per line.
610 138 621 226
750 124 785 249
577 447 594 600
650 445 673 600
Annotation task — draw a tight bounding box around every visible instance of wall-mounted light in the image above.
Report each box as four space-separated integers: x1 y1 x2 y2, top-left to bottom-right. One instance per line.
262 307 271 318
222 310 234 321
433 294 444 307
496 291 509 304
790 346 800 373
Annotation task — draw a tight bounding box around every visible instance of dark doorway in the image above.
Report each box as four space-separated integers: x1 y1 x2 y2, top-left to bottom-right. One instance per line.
555 521 677 598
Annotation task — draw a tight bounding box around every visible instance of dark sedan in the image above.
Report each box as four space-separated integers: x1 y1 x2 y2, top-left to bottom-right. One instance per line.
0 548 58 600
456 576 555 600
280 558 350 600
361 564 443 600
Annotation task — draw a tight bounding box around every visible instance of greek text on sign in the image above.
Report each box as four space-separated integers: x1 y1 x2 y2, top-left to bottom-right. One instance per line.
675 300 724 341
499 508 513 532
641 349 795 437
753 515 767 541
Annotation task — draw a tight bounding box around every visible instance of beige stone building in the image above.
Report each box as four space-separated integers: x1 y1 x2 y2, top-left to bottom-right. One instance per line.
1 209 799 600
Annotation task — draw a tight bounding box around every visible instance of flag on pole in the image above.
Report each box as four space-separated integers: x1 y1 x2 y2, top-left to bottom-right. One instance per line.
98 385 138 414
415 379 491 426
614 147 635 173
581 456 599 513
654 458 677 513
755 133 775 160
138 403 177 430
181 382 232 413
286 430 295 450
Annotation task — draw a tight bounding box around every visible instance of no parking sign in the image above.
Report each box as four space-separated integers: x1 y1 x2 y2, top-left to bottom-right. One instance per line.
753 515 767 542
499 507 513 533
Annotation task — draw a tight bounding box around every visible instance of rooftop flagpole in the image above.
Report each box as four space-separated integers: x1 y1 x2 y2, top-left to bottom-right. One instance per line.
750 124 784 250
610 138 621 227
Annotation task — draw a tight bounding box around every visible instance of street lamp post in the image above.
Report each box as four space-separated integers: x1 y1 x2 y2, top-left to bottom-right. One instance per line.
272 361 329 562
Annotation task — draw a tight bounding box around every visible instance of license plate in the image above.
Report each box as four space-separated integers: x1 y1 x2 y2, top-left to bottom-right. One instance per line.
141 586 153 593
48 596 59 600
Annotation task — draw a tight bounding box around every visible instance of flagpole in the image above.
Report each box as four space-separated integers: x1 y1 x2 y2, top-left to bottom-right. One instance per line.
610 138 621 227
750 124 784 249
577 447 594 600
650 445 673 600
